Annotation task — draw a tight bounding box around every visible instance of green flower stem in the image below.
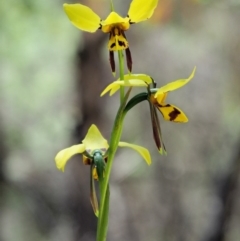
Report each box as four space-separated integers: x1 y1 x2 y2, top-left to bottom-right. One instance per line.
97 88 131 241
118 50 125 103
97 115 123 241
97 45 128 241
97 181 110 241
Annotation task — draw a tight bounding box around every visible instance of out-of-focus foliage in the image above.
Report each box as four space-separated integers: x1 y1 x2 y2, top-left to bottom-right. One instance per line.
0 0 79 177
1 0 240 241
0 0 80 240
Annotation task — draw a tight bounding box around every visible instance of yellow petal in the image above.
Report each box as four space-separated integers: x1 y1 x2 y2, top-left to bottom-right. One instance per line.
101 78 149 96
82 124 109 155
155 67 196 96
118 141 152 165
100 81 121 96
121 74 153 85
123 79 148 87
63 4 101 32
153 92 168 104
157 104 188 122
55 144 85 172
109 85 121 96
128 0 158 23
101 12 130 33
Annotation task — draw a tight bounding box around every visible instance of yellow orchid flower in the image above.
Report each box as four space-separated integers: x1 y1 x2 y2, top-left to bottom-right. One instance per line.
63 0 158 72
55 124 151 216
55 124 151 172
102 68 196 122
55 124 108 172
148 67 195 152
101 67 196 153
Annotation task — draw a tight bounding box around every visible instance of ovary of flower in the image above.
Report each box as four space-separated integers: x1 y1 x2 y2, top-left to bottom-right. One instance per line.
55 124 151 172
63 0 158 51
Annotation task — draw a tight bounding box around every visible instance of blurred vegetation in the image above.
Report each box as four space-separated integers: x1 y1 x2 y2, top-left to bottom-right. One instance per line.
1 0 240 241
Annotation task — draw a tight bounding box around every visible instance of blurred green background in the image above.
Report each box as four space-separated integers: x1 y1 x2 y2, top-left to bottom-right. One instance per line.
1 0 240 241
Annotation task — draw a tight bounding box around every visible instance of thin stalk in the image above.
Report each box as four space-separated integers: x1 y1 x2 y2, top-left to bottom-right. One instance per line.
97 181 110 241
118 50 125 103
110 0 114 11
96 89 131 241
96 41 127 241
99 87 131 215
96 115 124 241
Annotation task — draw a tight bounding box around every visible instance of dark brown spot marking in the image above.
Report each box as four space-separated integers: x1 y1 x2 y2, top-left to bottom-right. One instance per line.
169 108 181 121
118 40 126 47
110 43 116 48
